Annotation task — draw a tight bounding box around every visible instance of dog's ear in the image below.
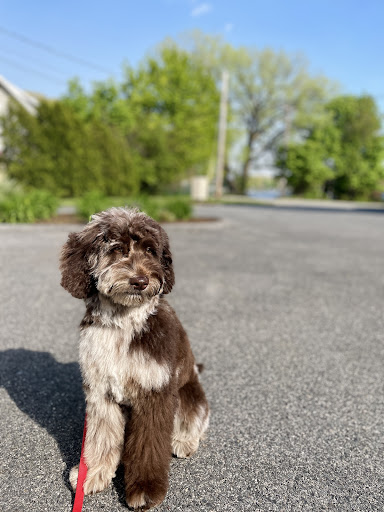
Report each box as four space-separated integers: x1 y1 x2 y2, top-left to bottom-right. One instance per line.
160 231 175 294
60 229 97 299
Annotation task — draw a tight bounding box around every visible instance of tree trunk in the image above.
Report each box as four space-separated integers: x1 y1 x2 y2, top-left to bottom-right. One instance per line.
223 163 237 193
239 131 254 195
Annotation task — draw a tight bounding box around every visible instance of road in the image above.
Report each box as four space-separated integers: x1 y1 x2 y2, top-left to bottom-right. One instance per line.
1 203 384 511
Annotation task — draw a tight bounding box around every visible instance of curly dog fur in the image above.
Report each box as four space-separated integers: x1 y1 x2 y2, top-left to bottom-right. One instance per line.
60 207 209 510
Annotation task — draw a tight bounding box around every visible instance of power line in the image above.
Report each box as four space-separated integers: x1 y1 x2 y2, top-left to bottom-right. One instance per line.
0 25 113 75
0 45 73 77
0 55 67 86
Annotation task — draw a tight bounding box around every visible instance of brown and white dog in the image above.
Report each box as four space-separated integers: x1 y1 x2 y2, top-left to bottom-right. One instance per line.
60 207 209 510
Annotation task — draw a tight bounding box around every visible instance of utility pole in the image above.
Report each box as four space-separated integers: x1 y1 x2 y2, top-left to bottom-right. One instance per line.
215 69 229 199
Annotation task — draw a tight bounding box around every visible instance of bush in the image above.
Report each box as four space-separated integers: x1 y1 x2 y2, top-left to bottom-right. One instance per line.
76 193 192 222
0 189 59 223
165 197 192 220
76 191 111 221
1 100 140 198
141 196 192 221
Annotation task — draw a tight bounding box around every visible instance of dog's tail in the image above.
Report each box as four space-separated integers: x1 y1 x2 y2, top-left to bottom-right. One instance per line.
196 363 205 374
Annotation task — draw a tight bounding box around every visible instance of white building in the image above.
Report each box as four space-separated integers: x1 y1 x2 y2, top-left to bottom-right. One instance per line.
0 75 39 153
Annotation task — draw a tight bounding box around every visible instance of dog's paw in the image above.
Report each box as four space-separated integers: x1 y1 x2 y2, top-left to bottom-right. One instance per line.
172 438 199 458
70 465 112 495
69 465 79 491
83 470 111 495
126 480 167 510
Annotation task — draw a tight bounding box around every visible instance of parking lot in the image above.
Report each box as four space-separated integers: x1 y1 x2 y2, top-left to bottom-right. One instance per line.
1 203 384 511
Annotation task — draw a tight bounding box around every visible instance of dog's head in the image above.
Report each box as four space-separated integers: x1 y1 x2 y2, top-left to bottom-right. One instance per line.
60 208 175 305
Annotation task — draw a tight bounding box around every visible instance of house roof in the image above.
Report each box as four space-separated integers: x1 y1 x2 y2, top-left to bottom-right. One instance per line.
0 74 39 115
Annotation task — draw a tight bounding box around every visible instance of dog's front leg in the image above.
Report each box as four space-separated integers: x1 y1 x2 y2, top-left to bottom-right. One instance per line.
70 397 125 495
123 390 176 510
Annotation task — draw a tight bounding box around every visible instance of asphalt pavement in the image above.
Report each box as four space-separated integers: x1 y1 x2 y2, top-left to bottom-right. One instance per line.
1 203 384 512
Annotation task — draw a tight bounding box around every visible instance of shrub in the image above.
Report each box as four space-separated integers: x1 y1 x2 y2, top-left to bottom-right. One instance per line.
76 191 110 221
0 189 59 223
76 193 192 222
163 197 192 220
1 100 140 198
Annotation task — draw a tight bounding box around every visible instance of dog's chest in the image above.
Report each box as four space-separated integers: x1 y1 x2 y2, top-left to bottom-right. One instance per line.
79 305 170 402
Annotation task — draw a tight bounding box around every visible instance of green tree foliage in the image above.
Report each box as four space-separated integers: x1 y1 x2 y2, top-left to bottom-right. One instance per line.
64 46 219 192
122 45 219 188
1 99 139 197
277 95 384 199
1 45 219 198
327 95 384 199
5 33 381 202
182 31 336 193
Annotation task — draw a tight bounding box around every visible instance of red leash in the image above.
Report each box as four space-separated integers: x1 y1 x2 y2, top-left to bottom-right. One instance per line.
72 414 88 512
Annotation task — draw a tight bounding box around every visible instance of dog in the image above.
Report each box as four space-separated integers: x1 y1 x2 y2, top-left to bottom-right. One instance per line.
59 207 209 510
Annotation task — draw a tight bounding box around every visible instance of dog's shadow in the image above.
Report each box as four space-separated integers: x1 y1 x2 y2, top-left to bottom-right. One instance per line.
0 348 130 507
0 349 85 494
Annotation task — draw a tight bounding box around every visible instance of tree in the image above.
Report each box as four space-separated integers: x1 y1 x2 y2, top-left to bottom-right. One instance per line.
2 45 219 198
179 31 336 194
277 95 384 199
1 99 140 197
327 95 384 199
64 46 220 192
121 45 219 189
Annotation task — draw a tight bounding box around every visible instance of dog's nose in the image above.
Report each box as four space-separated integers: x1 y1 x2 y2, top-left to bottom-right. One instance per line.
129 276 149 290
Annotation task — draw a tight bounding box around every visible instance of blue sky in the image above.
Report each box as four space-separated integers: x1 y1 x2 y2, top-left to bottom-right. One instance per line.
0 0 383 109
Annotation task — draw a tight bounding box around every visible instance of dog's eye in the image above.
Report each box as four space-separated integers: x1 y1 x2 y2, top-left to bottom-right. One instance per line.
146 247 155 255
112 246 124 254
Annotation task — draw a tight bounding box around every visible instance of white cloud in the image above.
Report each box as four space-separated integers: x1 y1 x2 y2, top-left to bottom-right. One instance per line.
190 3 212 17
